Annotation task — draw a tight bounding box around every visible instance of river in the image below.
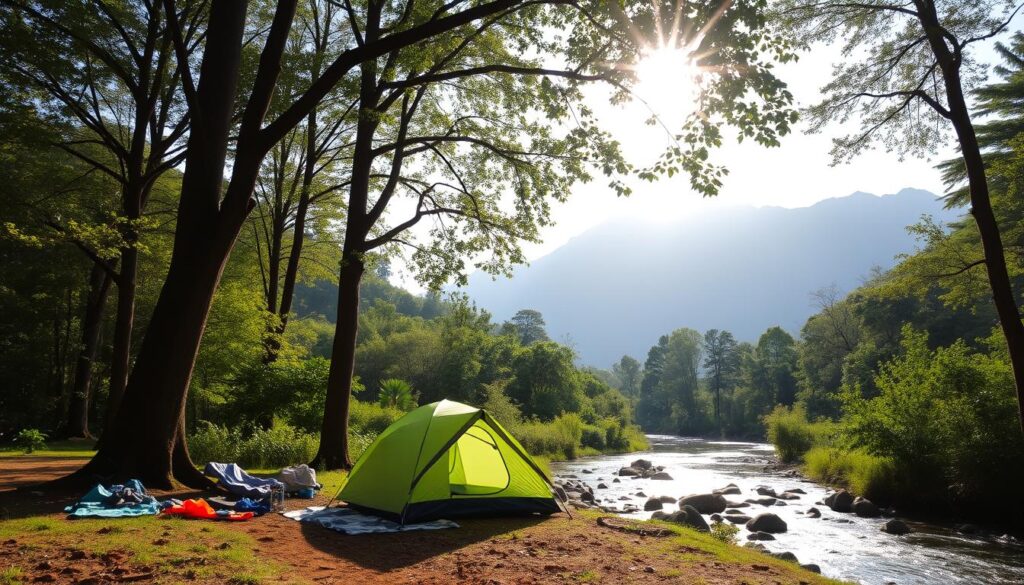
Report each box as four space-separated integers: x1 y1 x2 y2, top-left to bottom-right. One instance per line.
548 435 1024 585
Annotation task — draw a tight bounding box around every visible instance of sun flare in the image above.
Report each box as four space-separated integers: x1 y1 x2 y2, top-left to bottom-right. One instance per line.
632 46 701 123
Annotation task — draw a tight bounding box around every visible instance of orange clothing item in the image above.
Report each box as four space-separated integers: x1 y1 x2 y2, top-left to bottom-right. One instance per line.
162 498 254 521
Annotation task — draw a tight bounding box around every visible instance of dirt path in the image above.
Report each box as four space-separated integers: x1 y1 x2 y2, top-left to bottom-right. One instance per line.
0 457 836 584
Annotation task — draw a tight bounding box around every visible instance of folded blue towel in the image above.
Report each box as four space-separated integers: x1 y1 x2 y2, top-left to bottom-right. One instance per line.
65 481 161 518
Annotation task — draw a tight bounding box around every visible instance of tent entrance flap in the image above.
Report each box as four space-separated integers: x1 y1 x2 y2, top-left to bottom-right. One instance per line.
449 423 510 495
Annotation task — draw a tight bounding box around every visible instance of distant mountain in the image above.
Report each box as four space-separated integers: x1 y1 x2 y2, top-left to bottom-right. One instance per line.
462 188 961 367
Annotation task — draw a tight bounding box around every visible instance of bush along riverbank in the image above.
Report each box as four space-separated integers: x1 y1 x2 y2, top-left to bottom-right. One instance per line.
764 337 1024 535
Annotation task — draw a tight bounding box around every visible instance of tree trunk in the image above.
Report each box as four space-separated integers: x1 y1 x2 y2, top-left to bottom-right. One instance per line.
311 253 364 470
101 244 137 441
918 2 1024 432
64 264 113 439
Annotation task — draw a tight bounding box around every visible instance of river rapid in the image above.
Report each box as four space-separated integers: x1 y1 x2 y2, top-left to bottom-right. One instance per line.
548 435 1024 585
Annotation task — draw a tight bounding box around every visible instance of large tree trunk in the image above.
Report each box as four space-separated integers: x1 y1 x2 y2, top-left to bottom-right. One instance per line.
54 0 255 489
101 245 137 441
311 252 364 470
918 2 1024 432
63 264 113 439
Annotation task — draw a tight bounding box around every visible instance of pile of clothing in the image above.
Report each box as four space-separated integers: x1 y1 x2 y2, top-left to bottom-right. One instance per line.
162 498 254 521
64 480 164 518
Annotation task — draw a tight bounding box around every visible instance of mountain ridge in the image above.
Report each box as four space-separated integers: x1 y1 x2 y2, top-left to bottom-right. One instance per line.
462 188 960 367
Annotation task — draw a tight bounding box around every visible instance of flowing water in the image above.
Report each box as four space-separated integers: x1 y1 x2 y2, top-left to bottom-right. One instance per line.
549 435 1024 585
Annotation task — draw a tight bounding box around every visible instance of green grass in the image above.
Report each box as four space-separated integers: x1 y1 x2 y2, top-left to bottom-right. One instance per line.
0 440 96 458
0 515 284 583
0 566 24 585
803 446 897 501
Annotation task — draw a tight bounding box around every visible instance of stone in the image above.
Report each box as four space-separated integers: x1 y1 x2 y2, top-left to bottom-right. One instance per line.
724 514 752 524
631 459 653 470
745 497 777 507
746 513 788 534
853 496 880 518
582 469 592 474
725 508 742 514
580 491 594 503
725 500 750 508
709 514 723 523
824 489 854 513
777 492 801 500
644 498 664 511
746 531 775 541
880 519 912 535
597 483 608 489
775 501 788 506
657 496 677 504
714 483 742 495
743 542 768 553
612 478 620 483
618 467 642 477
635 492 647 498
755 486 777 497
786 488 806 494
554 486 567 502
806 507 821 518
772 551 798 562
678 493 727 514
801 563 822 573
650 472 673 480
660 505 710 532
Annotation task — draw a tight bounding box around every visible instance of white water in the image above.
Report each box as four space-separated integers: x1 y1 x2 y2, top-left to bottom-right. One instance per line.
549 435 1024 585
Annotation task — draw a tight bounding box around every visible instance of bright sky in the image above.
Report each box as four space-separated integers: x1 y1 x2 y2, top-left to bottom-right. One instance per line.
516 42 956 261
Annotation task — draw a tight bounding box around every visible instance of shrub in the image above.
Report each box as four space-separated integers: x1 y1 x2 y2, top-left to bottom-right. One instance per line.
477 380 522 429
803 446 897 502
710 521 739 544
189 422 316 468
349 399 403 435
14 428 46 453
764 405 815 463
580 424 606 450
378 378 417 410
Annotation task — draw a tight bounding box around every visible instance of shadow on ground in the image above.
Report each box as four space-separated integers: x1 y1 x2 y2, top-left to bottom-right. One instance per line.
298 512 551 571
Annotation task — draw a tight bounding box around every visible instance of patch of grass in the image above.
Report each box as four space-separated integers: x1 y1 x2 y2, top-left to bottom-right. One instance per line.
0 439 96 458
574 569 599 582
0 515 284 583
804 446 897 501
0 567 24 585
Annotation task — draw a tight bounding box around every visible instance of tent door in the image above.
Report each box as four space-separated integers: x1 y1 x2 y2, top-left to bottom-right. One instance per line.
448 424 510 496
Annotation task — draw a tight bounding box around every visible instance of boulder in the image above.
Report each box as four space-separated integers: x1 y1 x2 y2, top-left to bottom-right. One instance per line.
582 469 593 474
746 531 775 541
743 542 768 553
597 483 608 489
631 459 653 470
580 491 595 503
612 478 620 483
657 496 677 504
709 514 723 523
806 507 821 518
755 486 777 497
724 514 751 524
618 467 642 477
801 563 821 574
713 483 742 495
725 500 750 508
554 486 567 502
746 513 788 534
650 472 673 480
777 492 801 500
651 510 668 520
775 501 788 506
725 508 743 514
745 497 777 507
678 493 727 514
635 492 647 497
853 496 880 518
880 519 913 535
825 489 854 513
772 551 798 563
786 488 807 495
644 498 664 511
672 505 710 532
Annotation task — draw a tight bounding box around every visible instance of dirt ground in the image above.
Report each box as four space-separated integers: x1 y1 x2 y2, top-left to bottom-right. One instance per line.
0 457 836 584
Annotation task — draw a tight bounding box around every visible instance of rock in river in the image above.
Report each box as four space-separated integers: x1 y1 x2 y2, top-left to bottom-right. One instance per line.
880 519 913 535
644 498 664 511
618 467 642 477
853 496 880 518
806 507 821 518
678 493 727 514
655 505 710 532
724 514 751 524
631 459 653 470
825 489 854 513
747 531 775 541
746 513 788 533
649 472 673 480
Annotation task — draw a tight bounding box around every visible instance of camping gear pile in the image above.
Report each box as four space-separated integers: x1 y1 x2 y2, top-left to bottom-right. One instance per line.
64 400 563 533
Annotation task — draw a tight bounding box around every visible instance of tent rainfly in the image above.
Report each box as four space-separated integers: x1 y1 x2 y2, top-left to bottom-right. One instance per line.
338 399 563 524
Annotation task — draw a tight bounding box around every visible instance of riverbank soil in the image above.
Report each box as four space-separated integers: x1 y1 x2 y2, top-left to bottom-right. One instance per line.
0 457 839 584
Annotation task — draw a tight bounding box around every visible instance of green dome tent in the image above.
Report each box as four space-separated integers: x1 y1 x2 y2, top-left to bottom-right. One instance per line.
338 399 563 524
